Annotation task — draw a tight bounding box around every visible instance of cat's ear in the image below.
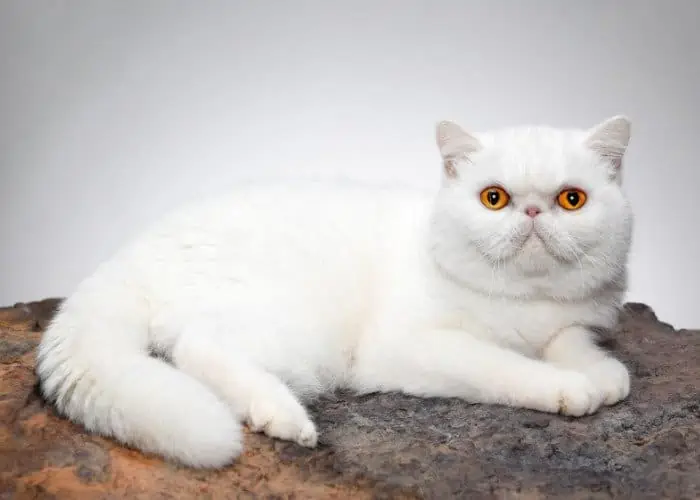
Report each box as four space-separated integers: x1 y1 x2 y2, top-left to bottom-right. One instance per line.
584 115 631 178
436 121 482 178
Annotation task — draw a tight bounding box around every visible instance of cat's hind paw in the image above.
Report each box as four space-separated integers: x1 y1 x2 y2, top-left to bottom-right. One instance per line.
296 420 319 448
246 395 318 448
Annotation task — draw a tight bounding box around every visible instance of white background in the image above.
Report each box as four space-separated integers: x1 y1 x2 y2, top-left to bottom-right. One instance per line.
1 1 698 328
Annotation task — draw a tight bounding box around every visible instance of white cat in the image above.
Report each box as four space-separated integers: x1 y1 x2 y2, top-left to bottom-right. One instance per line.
37 116 634 469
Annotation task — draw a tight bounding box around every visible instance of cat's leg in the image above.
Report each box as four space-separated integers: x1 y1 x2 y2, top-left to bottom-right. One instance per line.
168 323 318 448
542 325 630 406
351 328 606 416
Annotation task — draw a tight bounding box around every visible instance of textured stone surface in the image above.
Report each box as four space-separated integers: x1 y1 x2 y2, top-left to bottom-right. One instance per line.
0 298 698 499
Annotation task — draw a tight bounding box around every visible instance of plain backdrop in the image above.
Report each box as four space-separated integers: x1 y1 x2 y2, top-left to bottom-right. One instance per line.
1 1 698 328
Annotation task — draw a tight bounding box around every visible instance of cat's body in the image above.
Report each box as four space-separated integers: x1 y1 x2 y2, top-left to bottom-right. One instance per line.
37 116 634 468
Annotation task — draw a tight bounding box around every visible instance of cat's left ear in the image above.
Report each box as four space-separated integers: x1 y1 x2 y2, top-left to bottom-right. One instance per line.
436 121 482 178
584 115 631 181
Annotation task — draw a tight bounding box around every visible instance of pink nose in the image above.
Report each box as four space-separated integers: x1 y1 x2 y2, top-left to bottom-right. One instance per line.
525 206 541 218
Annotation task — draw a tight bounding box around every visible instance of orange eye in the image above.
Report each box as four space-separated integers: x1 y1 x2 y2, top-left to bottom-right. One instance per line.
480 186 510 210
557 189 587 210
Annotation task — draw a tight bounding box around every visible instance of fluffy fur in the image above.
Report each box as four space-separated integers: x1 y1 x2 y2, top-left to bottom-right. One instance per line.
37 116 634 468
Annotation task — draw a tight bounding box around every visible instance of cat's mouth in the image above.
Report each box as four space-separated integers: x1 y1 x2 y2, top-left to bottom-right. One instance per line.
518 227 571 263
522 230 548 251
476 225 576 266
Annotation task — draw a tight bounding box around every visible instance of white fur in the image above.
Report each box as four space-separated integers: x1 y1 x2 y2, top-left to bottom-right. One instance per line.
37 116 634 468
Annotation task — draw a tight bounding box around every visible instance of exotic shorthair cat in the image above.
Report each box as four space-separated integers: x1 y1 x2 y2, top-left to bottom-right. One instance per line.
37 115 634 468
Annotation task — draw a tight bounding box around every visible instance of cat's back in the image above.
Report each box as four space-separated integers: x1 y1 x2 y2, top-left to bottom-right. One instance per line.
146 181 431 248
114 181 432 297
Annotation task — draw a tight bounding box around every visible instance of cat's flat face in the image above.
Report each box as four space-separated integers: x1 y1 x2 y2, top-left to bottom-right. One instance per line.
431 119 633 299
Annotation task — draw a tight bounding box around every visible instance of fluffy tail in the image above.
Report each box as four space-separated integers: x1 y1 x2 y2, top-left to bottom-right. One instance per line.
36 285 242 468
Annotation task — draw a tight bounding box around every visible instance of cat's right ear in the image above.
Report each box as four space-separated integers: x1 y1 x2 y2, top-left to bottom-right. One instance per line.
436 121 482 178
584 115 631 183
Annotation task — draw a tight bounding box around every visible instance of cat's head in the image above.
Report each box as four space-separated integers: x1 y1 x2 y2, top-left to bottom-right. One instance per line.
429 116 633 300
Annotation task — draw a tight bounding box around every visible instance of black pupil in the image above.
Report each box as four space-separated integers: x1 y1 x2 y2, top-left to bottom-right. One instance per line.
488 191 500 205
567 191 579 206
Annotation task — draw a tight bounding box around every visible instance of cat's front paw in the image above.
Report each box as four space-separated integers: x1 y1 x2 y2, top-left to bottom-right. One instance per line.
551 371 605 417
583 357 630 406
